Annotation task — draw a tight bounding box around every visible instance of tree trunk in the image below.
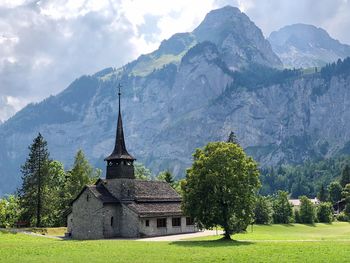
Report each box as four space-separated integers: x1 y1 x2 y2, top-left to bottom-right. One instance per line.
223 228 232 240
36 147 42 227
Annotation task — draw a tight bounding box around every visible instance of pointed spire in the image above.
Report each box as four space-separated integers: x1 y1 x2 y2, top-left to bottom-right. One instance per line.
105 84 135 161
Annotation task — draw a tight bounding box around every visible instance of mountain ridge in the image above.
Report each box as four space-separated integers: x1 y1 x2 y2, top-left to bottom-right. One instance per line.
1 6 350 196
269 23 350 68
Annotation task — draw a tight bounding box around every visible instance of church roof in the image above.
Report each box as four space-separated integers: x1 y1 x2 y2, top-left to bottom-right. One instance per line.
72 184 119 205
127 202 182 218
88 184 119 204
134 180 181 202
105 86 135 161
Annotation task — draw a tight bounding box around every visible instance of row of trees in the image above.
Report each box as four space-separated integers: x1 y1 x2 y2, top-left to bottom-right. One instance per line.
0 133 100 228
260 156 350 198
254 191 335 225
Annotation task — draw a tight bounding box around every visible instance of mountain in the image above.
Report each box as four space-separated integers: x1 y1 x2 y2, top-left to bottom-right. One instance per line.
1 6 350 196
268 24 350 68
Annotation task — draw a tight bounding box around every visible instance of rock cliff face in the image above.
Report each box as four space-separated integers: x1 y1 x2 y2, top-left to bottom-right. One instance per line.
269 24 350 68
0 6 350 195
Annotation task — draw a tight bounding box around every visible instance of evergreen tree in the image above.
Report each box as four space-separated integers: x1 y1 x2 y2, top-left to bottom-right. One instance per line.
272 191 293 224
328 181 342 203
317 184 329 202
340 165 350 187
18 133 50 227
227 131 239 145
157 170 174 184
299 196 316 224
65 150 100 201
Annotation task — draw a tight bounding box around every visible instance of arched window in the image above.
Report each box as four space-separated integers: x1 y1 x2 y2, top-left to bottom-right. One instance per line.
111 217 114 226
86 194 90 202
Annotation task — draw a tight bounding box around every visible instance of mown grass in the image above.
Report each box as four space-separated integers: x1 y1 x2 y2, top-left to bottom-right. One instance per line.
1 223 350 263
23 227 67 236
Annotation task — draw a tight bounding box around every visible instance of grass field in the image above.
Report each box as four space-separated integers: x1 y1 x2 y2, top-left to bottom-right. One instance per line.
1 223 350 263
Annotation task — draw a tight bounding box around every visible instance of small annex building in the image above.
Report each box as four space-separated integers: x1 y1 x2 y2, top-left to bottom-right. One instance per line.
67 87 197 239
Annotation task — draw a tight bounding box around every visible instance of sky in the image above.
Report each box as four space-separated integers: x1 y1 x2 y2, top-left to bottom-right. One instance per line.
0 0 350 122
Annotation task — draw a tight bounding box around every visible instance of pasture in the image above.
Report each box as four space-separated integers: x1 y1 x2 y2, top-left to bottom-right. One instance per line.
1 223 350 263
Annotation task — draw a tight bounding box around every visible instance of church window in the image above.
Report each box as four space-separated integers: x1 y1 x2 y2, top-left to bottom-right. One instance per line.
172 217 181 227
186 217 194 225
157 218 167 228
86 194 90 202
145 220 149 227
111 217 114 226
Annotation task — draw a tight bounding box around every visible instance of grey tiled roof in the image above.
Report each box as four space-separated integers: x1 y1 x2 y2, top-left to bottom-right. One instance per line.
127 202 182 217
134 180 181 202
88 184 119 204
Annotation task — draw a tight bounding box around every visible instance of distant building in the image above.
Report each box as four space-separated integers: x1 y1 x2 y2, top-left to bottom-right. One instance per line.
67 87 197 239
289 198 320 209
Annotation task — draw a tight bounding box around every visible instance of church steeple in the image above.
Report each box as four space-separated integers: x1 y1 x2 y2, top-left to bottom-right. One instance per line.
105 84 135 179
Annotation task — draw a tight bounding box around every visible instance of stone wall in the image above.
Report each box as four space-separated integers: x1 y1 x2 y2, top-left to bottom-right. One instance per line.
71 188 104 240
120 204 140 237
102 204 121 238
139 216 197 237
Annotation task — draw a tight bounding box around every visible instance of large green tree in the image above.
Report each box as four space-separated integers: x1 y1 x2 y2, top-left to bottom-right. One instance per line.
18 133 50 227
182 142 260 239
272 191 293 224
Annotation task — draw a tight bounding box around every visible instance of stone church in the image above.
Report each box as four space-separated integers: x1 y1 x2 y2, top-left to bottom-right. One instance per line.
66 88 197 239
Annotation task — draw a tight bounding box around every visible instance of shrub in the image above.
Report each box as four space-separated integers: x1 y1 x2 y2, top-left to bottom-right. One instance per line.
294 210 301 223
337 212 349 222
317 202 334 223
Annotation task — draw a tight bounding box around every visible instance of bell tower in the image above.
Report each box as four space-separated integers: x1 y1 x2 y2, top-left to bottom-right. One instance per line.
104 84 135 179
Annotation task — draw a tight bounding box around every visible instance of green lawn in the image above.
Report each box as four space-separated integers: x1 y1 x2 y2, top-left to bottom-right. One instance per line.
1 223 350 263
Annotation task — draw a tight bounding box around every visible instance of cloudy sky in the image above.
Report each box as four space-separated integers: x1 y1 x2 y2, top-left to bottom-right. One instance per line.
0 0 350 122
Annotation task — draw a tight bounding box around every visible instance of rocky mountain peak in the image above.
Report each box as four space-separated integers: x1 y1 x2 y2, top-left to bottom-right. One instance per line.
192 5 282 69
268 23 350 68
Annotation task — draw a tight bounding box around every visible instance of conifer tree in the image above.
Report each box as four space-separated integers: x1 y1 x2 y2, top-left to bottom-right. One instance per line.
65 150 100 201
328 181 342 203
227 131 239 145
19 133 50 227
340 165 350 187
317 184 329 202
157 170 174 184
